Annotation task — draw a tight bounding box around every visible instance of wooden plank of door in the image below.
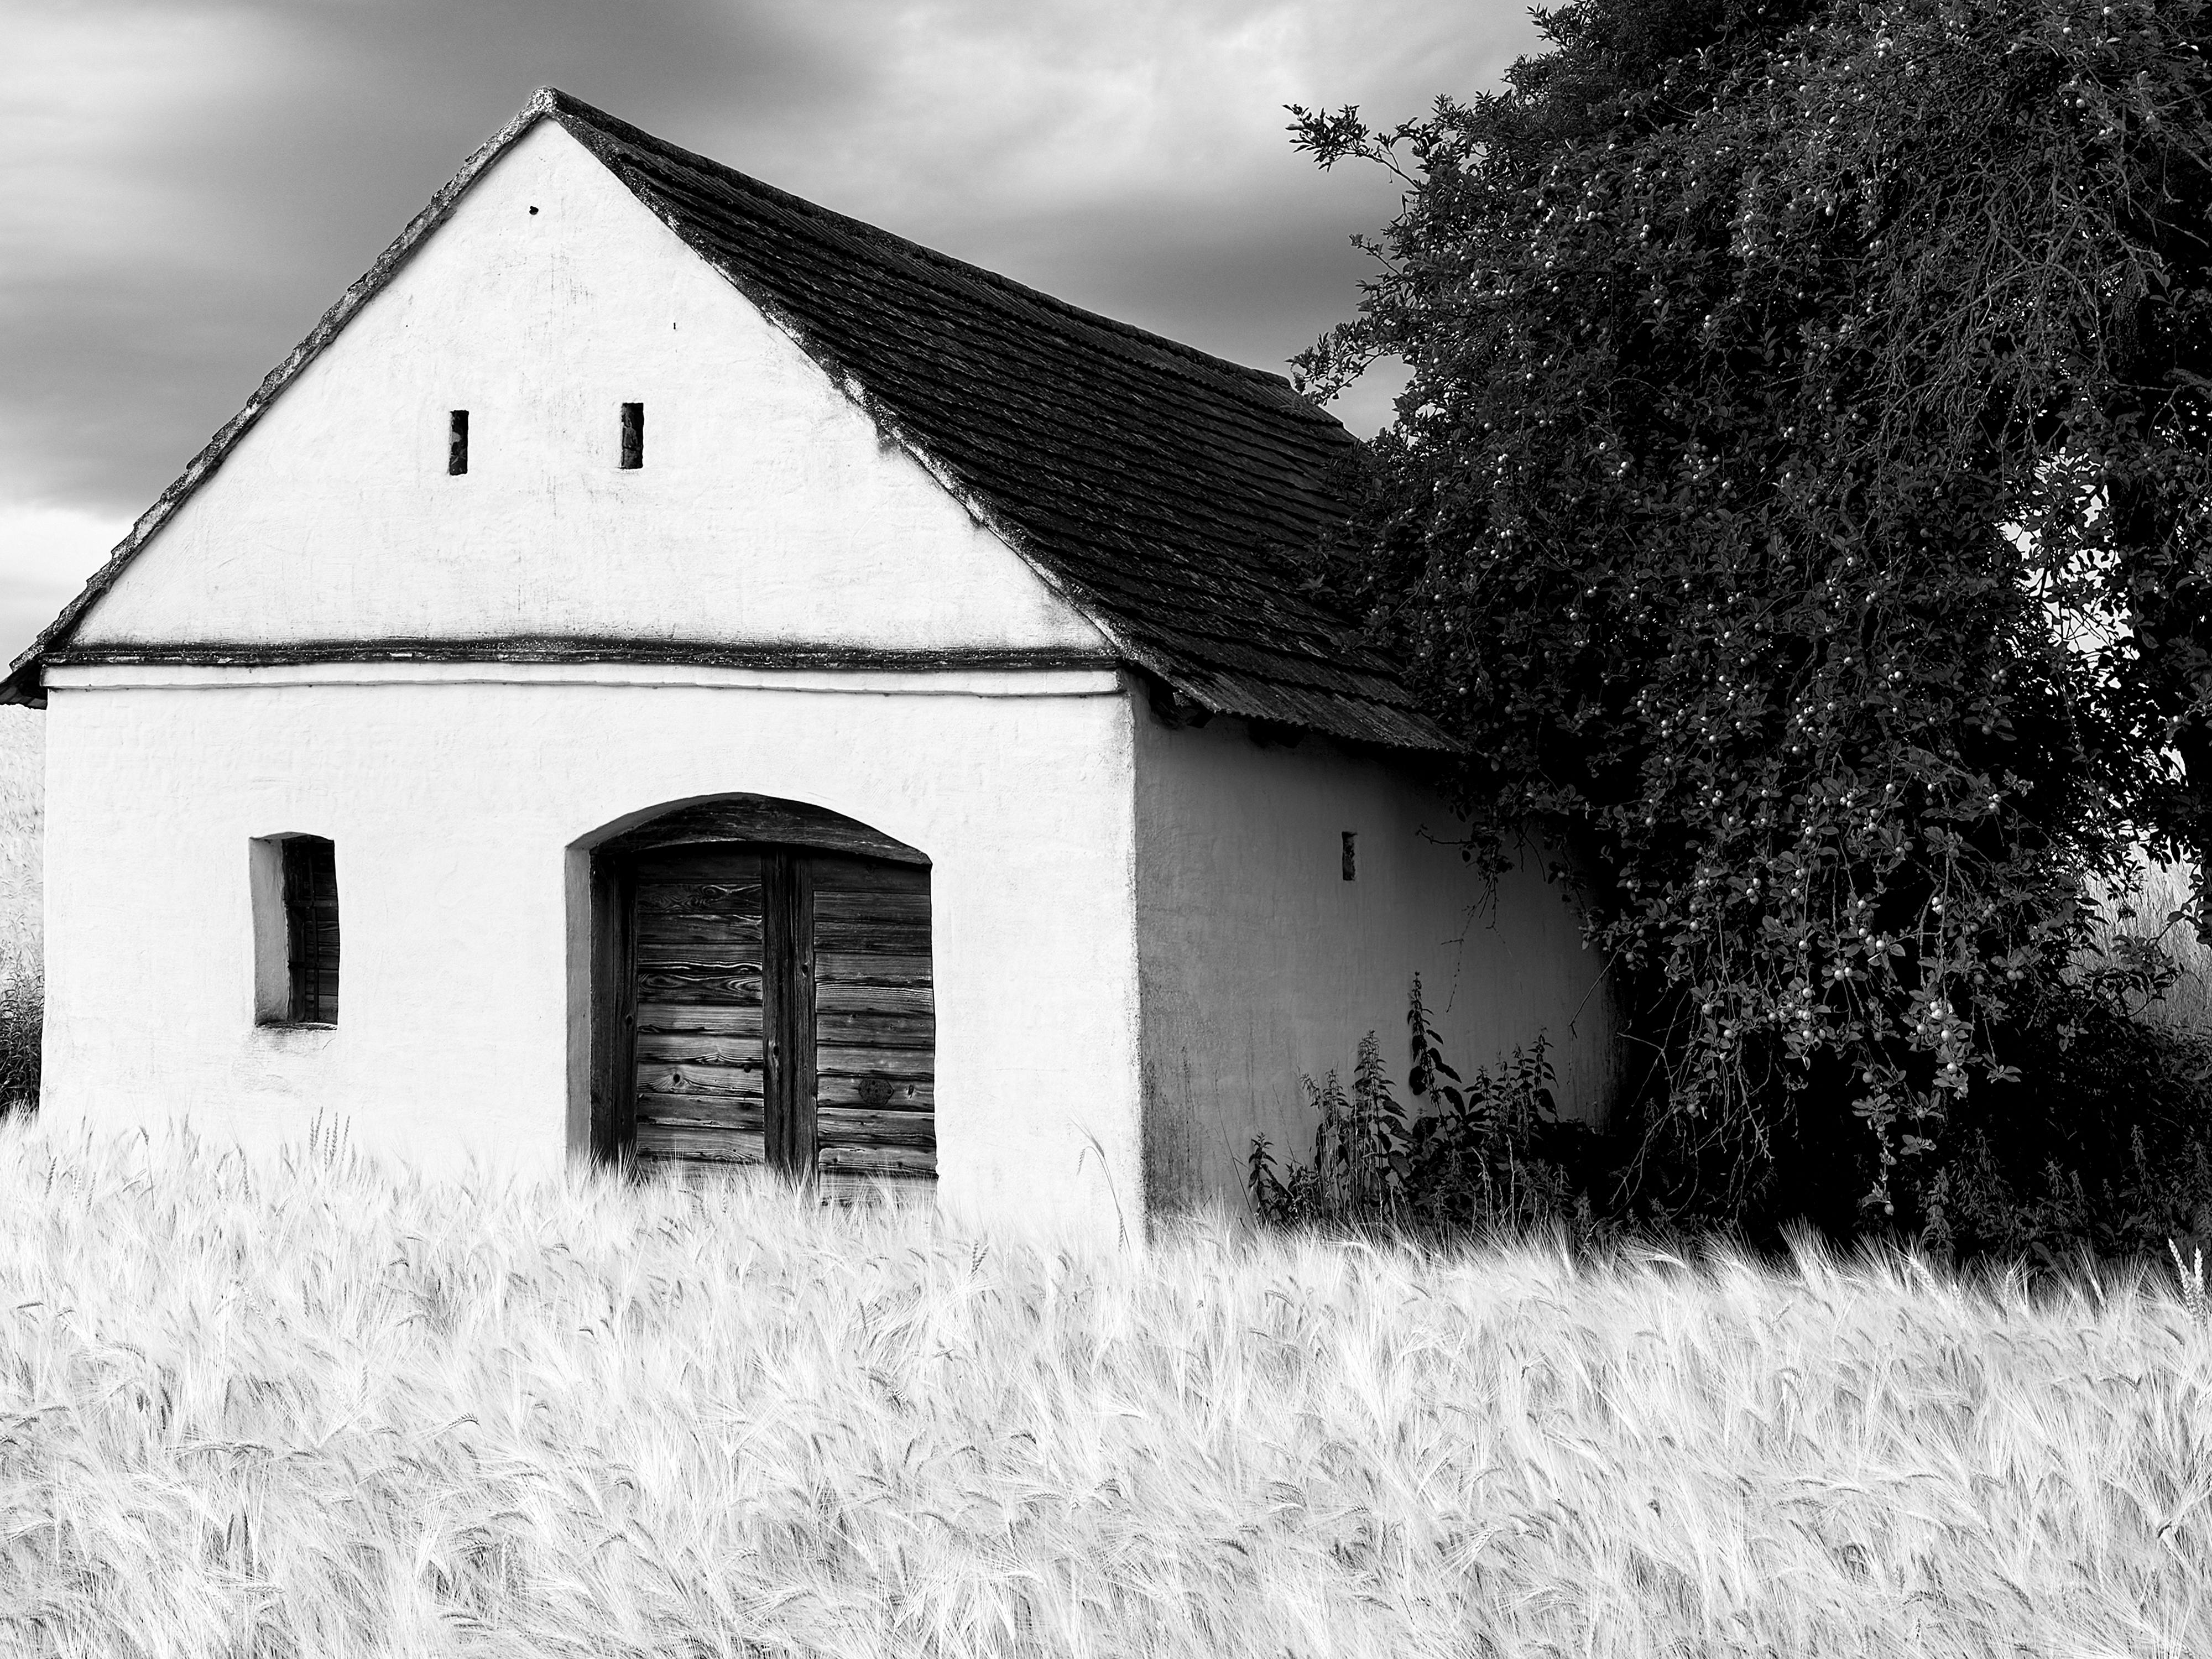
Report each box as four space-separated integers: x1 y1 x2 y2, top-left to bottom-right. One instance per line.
635 1027 765 1063
635 1004 761 1037
808 853 934 1180
636 1123 768 1165
818 1143 937 1179
816 1105 936 1149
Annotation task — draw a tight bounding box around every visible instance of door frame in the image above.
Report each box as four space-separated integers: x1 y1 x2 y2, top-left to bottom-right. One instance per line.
586 795 928 1180
587 851 640 1167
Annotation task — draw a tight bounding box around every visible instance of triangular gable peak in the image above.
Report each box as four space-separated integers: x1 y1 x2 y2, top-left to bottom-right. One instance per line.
53 117 1107 665
10 88 1452 753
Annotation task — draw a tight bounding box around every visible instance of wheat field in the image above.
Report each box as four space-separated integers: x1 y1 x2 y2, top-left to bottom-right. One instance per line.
0 1113 2206 1658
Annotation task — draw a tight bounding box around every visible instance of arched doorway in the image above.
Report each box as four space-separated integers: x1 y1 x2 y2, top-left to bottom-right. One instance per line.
589 795 935 1192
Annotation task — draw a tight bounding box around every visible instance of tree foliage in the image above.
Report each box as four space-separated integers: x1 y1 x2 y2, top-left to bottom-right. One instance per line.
1293 0 2212 1237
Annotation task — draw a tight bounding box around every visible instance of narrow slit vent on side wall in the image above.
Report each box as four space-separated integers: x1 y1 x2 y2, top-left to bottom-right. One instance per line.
1342 832 1358 881
448 410 469 475
620 401 644 469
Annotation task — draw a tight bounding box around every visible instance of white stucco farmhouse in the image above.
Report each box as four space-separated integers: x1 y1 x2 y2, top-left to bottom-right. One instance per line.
4 89 1619 1245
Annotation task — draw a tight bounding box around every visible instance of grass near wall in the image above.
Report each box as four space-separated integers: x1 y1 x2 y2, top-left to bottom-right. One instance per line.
3 1115 2211 1658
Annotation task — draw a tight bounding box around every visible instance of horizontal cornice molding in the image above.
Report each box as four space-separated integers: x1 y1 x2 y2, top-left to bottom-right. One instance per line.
42 648 1129 702
46 638 1118 674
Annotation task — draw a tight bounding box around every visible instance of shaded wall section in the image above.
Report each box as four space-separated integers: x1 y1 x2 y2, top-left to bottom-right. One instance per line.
1133 706 1620 1219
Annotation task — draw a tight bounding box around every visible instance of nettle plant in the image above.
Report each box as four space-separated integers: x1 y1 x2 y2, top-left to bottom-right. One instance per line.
1248 977 1577 1238
1290 0 2212 1236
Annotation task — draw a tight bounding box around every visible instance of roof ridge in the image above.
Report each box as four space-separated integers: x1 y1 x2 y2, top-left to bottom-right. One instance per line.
533 87 1329 418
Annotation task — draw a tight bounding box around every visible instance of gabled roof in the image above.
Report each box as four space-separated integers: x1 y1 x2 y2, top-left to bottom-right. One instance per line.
6 88 1453 752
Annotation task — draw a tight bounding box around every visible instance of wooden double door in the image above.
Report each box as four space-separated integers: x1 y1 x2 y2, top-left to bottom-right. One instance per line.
592 800 935 1190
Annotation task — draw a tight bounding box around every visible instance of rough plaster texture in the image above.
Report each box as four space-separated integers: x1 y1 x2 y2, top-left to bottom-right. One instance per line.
43 665 1142 1244
76 121 1103 656
1134 709 1620 1215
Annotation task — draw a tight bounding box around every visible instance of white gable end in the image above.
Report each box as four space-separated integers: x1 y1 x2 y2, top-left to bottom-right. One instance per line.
74 121 1107 656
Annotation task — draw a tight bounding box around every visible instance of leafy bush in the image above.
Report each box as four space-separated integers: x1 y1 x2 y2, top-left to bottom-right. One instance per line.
1919 988 2212 1285
1287 0 2212 1246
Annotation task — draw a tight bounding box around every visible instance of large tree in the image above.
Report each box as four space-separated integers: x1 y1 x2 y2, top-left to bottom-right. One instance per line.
1293 0 2212 1236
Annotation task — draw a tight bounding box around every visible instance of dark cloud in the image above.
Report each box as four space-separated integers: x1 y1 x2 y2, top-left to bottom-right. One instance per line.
2 0 846 513
0 0 1540 655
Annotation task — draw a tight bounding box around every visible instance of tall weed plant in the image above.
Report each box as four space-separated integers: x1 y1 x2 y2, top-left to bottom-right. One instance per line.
1247 976 1614 1253
1250 975 2212 1327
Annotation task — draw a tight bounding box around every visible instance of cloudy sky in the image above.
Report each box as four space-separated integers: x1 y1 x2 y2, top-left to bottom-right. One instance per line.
0 0 1542 662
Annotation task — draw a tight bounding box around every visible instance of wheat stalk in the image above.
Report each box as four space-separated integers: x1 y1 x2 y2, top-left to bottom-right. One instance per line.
2168 1237 2209 1329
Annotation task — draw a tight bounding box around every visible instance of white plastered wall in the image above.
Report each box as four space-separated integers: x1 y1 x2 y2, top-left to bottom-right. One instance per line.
75 118 1103 654
1133 708 1621 1218
42 664 1144 1247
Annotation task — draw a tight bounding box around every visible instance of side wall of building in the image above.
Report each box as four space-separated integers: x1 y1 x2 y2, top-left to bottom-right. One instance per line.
1132 708 1620 1221
41 664 1144 1248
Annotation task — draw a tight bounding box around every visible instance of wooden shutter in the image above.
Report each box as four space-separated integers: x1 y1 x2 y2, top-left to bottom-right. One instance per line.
811 853 935 1189
628 848 768 1168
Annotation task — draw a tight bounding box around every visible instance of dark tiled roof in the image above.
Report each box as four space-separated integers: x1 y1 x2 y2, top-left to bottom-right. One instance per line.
6 88 1452 752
